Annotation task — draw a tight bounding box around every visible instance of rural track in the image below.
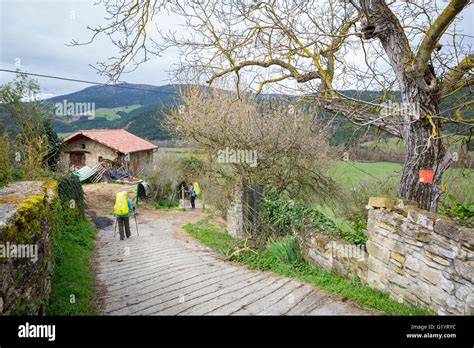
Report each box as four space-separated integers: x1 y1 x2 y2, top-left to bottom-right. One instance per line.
93 206 372 316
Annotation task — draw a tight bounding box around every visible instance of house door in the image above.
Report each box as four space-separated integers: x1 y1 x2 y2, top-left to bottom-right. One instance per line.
70 153 85 167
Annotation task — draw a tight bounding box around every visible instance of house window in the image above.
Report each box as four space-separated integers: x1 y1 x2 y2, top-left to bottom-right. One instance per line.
98 156 103 162
81 144 86 149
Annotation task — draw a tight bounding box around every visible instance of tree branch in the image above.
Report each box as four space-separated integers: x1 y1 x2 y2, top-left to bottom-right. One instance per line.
310 94 403 138
440 53 474 98
412 0 469 90
206 59 320 85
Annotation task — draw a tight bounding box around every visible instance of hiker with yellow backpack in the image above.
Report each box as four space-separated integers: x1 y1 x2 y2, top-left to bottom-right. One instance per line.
186 182 201 209
114 191 135 240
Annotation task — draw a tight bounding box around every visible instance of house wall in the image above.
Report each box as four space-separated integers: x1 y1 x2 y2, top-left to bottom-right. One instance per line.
128 150 154 176
59 138 155 175
59 138 118 171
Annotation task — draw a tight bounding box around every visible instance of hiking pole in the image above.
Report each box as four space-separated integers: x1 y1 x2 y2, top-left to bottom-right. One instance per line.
113 217 117 238
134 212 140 237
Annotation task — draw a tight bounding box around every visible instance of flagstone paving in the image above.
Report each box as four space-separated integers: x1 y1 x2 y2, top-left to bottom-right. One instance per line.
94 208 372 315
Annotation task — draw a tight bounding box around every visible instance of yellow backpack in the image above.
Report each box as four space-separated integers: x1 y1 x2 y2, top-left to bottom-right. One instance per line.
193 182 201 197
114 191 129 216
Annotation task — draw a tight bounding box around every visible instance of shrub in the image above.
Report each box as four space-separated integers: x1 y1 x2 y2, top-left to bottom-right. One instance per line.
439 194 474 227
260 192 338 234
0 133 14 187
260 193 366 246
153 198 180 209
267 237 302 264
56 175 85 223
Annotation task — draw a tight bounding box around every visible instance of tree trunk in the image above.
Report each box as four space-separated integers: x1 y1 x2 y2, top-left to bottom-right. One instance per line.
398 85 451 212
358 0 452 212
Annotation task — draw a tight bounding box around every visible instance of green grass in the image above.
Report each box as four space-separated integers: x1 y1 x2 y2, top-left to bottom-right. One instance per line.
152 198 182 210
183 219 433 316
184 219 236 254
47 219 97 315
94 104 141 120
328 161 401 189
328 161 474 202
57 132 73 139
154 147 207 161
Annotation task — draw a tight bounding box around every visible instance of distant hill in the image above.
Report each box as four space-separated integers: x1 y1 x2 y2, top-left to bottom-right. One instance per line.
47 83 179 108
43 83 182 140
1 83 471 144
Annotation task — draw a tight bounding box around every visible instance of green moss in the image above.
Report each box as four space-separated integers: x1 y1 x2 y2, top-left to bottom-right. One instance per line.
0 182 58 243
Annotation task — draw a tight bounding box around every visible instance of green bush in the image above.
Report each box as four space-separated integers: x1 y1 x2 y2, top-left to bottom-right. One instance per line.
152 198 180 209
0 133 14 187
260 193 368 245
180 156 206 180
56 175 85 223
439 194 474 227
267 237 302 264
260 192 337 235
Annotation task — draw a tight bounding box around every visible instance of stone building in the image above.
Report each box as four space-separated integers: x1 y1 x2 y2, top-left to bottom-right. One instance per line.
60 129 157 175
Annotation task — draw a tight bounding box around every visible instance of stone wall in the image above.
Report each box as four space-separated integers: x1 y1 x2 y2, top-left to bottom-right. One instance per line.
366 197 473 315
0 181 57 315
60 138 118 170
283 196 473 315
225 189 473 315
297 229 368 282
226 183 245 238
226 181 262 238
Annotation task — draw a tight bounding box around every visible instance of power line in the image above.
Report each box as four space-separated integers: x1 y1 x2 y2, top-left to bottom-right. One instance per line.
0 68 178 95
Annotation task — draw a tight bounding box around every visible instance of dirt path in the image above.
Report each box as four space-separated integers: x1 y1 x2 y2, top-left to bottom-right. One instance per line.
84 183 372 315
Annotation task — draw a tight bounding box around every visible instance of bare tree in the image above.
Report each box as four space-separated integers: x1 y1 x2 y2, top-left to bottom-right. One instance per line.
77 0 473 211
165 85 338 200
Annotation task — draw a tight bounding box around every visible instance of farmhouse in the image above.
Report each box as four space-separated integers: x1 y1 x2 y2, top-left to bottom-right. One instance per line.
60 129 157 175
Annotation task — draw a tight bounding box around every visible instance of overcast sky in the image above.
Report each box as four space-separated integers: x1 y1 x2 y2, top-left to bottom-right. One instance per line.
1 0 473 97
0 0 182 97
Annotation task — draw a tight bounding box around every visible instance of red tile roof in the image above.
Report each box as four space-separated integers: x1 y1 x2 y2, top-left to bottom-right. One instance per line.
64 129 158 154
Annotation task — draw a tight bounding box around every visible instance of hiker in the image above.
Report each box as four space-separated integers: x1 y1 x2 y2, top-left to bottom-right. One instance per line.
187 183 196 209
114 191 135 240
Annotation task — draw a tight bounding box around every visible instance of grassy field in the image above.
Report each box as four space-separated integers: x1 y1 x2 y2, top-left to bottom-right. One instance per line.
155 147 474 203
94 104 141 120
315 160 474 238
58 132 73 139
328 161 474 201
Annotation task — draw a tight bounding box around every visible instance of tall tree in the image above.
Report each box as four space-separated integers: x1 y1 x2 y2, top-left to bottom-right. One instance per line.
0 73 56 177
